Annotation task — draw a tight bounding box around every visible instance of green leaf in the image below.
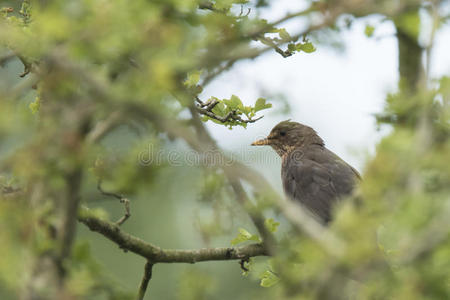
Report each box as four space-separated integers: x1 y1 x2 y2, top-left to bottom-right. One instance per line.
231 228 261 245
225 95 243 110
298 41 316 53
184 70 202 88
364 25 375 37
29 96 41 114
211 102 226 117
242 106 252 117
287 43 296 52
260 270 280 287
257 19 276 33
254 98 271 112
278 28 291 41
214 2 232 11
264 218 280 233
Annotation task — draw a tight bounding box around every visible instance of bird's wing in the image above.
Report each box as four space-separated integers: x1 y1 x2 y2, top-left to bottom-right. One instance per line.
282 149 357 223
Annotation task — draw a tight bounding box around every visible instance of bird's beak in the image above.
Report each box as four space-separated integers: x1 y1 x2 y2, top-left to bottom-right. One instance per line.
251 138 270 146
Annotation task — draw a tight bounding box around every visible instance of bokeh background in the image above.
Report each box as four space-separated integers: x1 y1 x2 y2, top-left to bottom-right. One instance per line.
1 0 449 299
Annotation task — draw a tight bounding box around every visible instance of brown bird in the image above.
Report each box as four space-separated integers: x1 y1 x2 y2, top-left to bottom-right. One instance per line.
252 120 360 224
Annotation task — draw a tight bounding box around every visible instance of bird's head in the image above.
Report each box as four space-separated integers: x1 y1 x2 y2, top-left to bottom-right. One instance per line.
251 120 324 156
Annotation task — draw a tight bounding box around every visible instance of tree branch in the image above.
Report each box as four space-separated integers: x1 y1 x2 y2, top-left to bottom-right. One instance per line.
59 168 84 262
78 206 268 263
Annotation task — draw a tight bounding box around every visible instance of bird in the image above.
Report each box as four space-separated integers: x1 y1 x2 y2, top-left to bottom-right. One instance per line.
251 120 361 224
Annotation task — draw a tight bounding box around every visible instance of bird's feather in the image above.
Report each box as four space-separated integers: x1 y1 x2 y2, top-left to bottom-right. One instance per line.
281 144 359 223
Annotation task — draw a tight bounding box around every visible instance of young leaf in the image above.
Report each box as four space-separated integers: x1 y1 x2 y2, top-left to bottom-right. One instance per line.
241 258 253 276
184 70 202 88
264 218 280 233
254 98 272 112
225 95 243 110
260 270 280 287
287 43 296 52
278 28 291 41
365 25 375 37
298 41 316 53
231 228 261 245
211 102 226 117
29 96 41 114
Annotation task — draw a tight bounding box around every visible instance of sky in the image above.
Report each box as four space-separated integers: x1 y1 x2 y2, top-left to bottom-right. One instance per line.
201 1 450 185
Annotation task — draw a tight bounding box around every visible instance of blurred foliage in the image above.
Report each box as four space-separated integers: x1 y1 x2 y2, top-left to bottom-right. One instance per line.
177 268 217 300
0 0 449 300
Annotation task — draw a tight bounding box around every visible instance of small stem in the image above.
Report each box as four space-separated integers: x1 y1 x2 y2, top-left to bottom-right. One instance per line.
137 261 154 300
97 180 131 225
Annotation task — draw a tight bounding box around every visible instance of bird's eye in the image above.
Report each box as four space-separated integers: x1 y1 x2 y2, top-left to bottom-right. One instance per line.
280 131 286 137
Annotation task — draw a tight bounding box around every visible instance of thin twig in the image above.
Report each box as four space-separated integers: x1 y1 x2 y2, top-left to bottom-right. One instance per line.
235 19 333 60
1 184 20 194
256 35 293 58
239 257 250 272
195 96 264 125
17 55 32 78
237 5 251 19
97 180 131 225
137 261 154 300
